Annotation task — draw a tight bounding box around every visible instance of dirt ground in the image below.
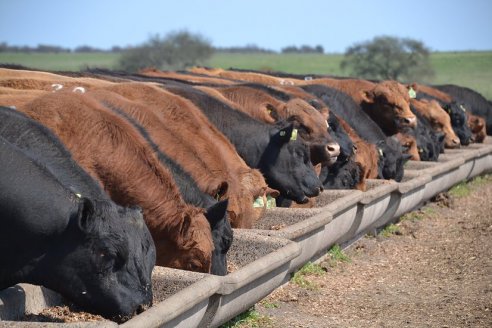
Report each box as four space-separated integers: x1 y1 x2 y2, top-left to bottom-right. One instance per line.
247 176 492 328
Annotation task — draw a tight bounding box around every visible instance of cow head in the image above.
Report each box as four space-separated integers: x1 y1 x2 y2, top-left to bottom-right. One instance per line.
377 136 411 182
204 199 232 276
35 198 155 321
415 99 460 148
319 113 362 189
362 81 417 132
267 98 340 165
153 206 214 274
443 102 473 145
260 123 323 204
468 113 487 143
395 132 420 161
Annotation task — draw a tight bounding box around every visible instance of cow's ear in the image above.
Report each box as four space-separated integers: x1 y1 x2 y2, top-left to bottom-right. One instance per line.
361 90 375 104
76 197 96 233
204 199 229 229
277 124 295 142
265 103 280 121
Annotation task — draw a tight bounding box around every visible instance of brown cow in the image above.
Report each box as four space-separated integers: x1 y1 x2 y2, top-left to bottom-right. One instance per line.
88 82 276 228
410 98 460 148
17 91 215 272
336 116 379 191
195 85 340 165
301 78 417 135
468 113 487 143
394 132 420 161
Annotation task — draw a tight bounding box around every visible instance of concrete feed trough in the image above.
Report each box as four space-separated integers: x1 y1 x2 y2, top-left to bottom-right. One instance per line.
352 179 399 237
206 230 301 327
253 189 364 271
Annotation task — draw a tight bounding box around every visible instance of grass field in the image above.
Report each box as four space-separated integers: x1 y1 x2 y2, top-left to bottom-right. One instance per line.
1 51 491 99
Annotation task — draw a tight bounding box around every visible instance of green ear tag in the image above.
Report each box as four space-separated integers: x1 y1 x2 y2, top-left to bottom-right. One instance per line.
253 196 265 208
290 128 298 141
408 87 417 99
266 195 276 209
279 131 286 137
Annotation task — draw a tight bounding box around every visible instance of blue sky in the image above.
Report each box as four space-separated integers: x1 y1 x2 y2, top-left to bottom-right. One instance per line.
1 0 491 53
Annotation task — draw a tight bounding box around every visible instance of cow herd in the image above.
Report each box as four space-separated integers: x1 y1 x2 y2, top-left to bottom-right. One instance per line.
0 65 490 321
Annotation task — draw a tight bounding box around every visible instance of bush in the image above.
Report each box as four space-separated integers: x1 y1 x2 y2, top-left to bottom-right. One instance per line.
340 35 434 82
118 30 214 72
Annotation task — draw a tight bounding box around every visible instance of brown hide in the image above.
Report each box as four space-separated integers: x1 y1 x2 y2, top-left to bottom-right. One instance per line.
302 78 417 134
274 85 330 120
395 132 420 161
412 83 453 103
0 86 47 108
139 68 237 85
0 68 113 92
410 98 460 148
91 83 272 228
337 116 379 191
468 113 487 143
18 91 214 272
188 67 295 85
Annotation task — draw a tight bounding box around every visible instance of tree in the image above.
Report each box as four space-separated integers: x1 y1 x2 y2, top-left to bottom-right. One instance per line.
340 36 434 82
118 30 214 72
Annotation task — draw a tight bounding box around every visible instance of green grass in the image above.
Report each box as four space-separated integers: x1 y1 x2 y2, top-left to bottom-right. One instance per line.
448 181 472 198
220 307 272 328
290 262 326 290
260 300 279 309
0 51 491 98
449 174 492 198
379 223 401 237
0 52 121 71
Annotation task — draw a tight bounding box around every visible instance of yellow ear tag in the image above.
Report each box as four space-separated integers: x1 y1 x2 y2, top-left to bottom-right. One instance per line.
408 87 417 99
459 104 466 112
253 196 265 208
75 193 82 198
378 148 384 157
290 128 298 141
418 148 423 153
266 195 276 209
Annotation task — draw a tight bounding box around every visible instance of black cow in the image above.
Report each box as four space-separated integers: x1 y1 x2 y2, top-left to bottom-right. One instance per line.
160 83 323 204
319 113 363 189
434 84 492 136
0 110 156 320
406 107 444 161
101 102 232 276
302 84 409 182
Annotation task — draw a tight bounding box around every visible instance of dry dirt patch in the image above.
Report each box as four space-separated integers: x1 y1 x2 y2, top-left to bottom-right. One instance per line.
231 176 492 328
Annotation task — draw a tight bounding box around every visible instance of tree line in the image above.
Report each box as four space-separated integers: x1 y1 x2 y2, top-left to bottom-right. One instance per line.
1 32 434 82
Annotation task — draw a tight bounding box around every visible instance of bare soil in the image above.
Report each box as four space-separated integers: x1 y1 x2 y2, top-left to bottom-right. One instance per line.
253 178 492 328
